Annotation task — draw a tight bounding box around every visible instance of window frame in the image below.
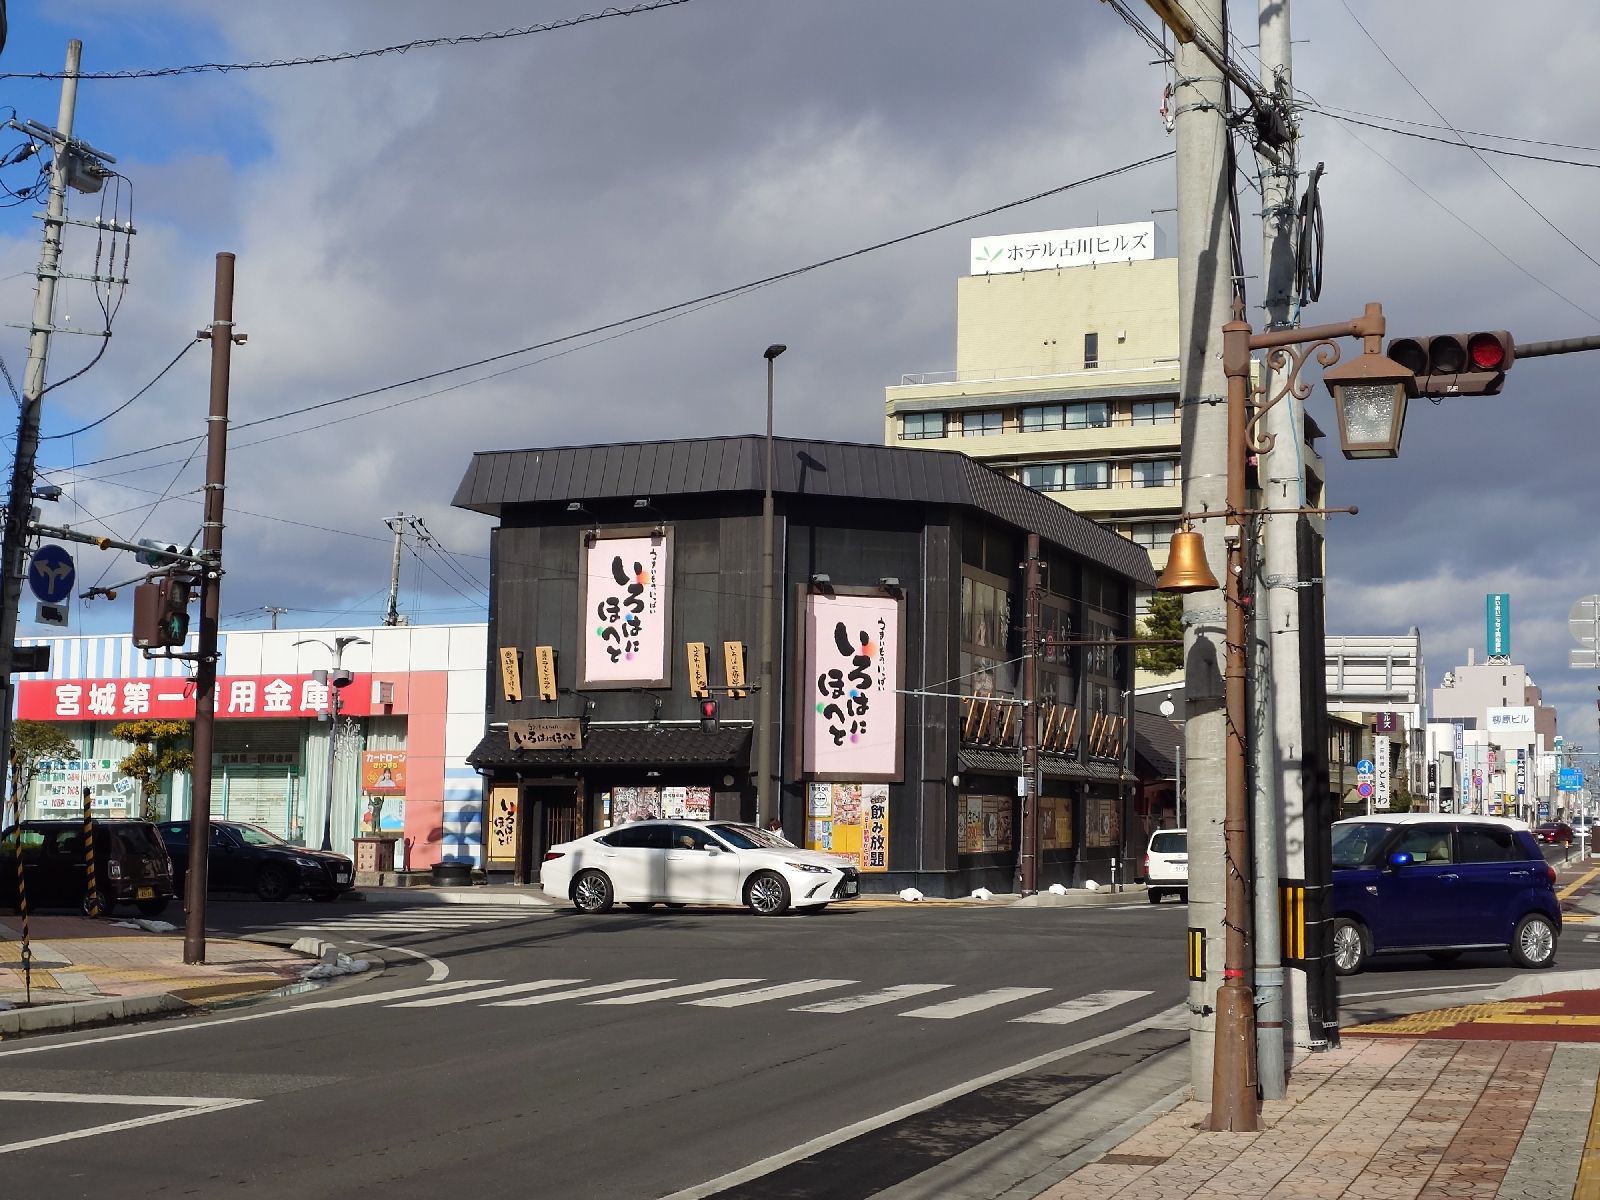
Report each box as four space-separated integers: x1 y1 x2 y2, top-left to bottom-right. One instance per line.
901 411 944 441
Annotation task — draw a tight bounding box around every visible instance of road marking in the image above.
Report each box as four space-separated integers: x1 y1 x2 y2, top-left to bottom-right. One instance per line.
310 979 500 1008
902 987 1051 1019
657 1003 1186 1200
335 939 453 982
685 979 855 1008
792 984 952 1013
387 979 587 1008
1559 866 1600 902
487 978 673 1007
1577 1069 1600 1197
589 979 764 1005
0 1091 256 1156
1010 989 1150 1025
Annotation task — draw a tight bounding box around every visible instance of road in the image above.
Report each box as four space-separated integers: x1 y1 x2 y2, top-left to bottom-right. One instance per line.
2 884 1595 1199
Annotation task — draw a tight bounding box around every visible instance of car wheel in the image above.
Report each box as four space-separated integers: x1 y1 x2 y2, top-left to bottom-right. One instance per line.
1332 917 1369 976
1426 949 1463 963
624 902 656 911
255 866 292 903
745 870 791 917
136 897 171 918
571 870 614 914
82 888 114 918
1147 888 1163 905
1510 913 1557 969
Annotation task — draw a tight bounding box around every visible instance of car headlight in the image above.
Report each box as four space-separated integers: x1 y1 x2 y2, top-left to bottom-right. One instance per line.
784 861 830 873
293 856 323 869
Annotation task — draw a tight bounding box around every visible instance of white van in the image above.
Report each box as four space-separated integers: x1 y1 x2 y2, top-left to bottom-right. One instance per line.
1144 828 1188 904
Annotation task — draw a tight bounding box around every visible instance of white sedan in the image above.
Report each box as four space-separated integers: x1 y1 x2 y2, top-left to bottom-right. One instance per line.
541 820 860 916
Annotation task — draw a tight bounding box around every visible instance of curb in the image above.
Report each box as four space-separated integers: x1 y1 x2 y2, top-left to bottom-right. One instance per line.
1488 968 1600 1001
357 887 552 907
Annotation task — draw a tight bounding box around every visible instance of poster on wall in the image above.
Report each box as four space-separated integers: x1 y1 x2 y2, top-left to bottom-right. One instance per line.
803 782 890 872
579 529 672 688
662 787 688 819
487 787 518 864
798 588 904 782
685 786 712 820
1085 795 1120 848
958 795 1016 854
361 750 407 794
1041 795 1073 849
33 759 135 817
612 786 662 823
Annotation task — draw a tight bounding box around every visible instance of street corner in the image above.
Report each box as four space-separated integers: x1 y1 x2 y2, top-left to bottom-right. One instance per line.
1559 863 1600 920
1344 988 1600 1041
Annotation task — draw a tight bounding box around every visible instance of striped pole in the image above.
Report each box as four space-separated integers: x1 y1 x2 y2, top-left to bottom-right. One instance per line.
10 756 30 1004
82 786 101 918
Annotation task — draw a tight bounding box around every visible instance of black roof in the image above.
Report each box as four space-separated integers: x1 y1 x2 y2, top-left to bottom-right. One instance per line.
452 434 1155 587
468 724 752 770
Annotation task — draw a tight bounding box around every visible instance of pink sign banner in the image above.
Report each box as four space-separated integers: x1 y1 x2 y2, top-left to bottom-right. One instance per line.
800 590 904 782
17 674 374 722
580 530 671 688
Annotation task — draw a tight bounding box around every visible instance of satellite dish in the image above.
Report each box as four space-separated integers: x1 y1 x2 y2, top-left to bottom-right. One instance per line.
1159 696 1176 718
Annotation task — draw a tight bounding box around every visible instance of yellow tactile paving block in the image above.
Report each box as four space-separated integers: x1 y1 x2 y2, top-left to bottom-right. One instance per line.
1347 999 1568 1035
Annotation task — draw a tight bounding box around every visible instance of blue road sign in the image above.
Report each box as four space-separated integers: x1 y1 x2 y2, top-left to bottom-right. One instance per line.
1357 781 1374 799
1356 759 1374 775
27 544 74 605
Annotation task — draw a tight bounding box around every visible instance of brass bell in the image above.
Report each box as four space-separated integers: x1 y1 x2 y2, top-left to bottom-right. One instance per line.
1156 525 1219 593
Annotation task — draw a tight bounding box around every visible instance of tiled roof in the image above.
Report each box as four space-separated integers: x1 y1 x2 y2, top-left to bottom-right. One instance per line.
467 724 752 770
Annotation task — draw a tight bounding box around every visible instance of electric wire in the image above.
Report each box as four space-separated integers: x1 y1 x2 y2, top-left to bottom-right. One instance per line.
44 149 1176 478
1305 102 1600 156
41 340 197 439
1311 109 1600 170
0 1 695 81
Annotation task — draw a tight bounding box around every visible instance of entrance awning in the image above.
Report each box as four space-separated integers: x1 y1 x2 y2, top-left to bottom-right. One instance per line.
468 724 752 771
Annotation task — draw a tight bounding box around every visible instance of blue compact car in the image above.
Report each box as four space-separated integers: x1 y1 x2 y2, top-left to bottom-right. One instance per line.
1331 814 1560 975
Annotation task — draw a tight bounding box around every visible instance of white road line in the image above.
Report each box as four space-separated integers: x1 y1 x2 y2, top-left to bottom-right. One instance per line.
1342 981 1501 1000
487 978 673 1007
309 979 501 1008
1009 989 1151 1025
387 979 587 1008
0 1095 257 1156
685 979 856 1008
322 939 453 982
901 987 1051 1019
589 979 764 1005
0 1090 248 1106
792 984 953 1013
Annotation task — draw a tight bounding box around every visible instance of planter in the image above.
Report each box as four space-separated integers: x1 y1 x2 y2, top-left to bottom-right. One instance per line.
430 861 473 888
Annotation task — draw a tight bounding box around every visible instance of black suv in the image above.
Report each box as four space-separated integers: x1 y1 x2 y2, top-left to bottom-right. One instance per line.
0 819 176 917
158 820 354 902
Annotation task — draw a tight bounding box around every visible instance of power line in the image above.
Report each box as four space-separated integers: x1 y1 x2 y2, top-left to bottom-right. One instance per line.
44 149 1176 478
0 1 695 81
1310 109 1600 170
41 339 198 439
1339 0 1600 273
1304 102 1600 156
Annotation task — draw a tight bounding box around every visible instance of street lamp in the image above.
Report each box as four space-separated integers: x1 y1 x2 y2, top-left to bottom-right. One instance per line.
756 343 786 828
1158 297 1400 1133
296 635 369 852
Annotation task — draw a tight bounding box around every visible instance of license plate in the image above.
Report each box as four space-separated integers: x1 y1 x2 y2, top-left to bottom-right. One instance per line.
136 886 154 899
844 881 859 896
335 872 350 883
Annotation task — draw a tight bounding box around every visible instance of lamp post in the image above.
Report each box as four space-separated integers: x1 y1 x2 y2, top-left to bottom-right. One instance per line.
757 343 786 827
1158 298 1413 1132
296 636 368 852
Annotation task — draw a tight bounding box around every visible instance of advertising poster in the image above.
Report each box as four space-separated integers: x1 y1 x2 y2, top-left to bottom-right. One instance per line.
958 795 1016 854
579 530 671 688
487 787 518 864
685 786 712 820
799 590 904 781
662 787 688 819
361 750 407 794
862 784 889 872
33 759 135 817
803 782 891 872
1085 795 1120 848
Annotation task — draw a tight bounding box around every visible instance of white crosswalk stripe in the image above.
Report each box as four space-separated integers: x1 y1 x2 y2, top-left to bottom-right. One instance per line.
487 979 674 1007
255 907 540 935
1008 989 1151 1025
589 979 765 1005
792 984 952 1013
313 979 502 1008
388 979 587 1008
684 979 856 1008
900 987 1051 1019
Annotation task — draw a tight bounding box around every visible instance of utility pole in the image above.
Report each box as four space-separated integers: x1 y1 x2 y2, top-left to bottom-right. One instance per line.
756 344 786 827
263 605 287 630
1252 0 1296 1099
0 41 83 792
1167 0 1244 1117
184 251 241 965
1018 534 1041 895
384 513 406 626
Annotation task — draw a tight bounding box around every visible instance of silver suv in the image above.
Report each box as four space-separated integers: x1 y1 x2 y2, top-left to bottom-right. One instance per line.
1144 828 1188 904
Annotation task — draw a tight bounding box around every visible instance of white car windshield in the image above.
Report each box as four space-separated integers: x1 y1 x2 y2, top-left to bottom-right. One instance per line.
711 824 789 850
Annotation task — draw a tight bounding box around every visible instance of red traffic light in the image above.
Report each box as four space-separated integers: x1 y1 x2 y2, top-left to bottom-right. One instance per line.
1468 331 1510 370
699 697 719 731
1384 331 1515 396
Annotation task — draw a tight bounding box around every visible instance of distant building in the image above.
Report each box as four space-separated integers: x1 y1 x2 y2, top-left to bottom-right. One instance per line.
1324 630 1428 811
1427 647 1560 819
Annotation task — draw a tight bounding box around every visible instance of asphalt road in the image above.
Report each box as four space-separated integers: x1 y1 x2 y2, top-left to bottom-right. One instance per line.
3 886 1595 1200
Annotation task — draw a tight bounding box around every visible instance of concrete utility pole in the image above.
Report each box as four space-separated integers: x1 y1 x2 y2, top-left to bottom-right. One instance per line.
1252 0 1296 1100
1169 0 1240 1110
185 251 241 965
0 41 83 792
384 512 407 626
1019 533 1042 895
756 344 786 827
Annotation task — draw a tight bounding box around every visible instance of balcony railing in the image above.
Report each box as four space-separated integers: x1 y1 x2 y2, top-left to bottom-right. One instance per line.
898 357 1181 387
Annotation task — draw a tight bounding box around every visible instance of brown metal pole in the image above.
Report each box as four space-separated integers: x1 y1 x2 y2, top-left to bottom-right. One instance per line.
183 252 237 965
1019 534 1041 895
1210 301 1260 1131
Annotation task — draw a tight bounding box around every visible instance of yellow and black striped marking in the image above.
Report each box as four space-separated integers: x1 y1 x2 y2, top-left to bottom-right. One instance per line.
1187 927 1206 981
11 815 31 1004
1280 884 1306 961
82 787 102 918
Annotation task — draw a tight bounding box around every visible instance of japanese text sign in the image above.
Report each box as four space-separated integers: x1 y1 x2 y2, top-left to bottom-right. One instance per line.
799 589 903 781
1487 592 1511 657
361 750 407 794
18 674 374 721
970 220 1158 276
580 530 671 688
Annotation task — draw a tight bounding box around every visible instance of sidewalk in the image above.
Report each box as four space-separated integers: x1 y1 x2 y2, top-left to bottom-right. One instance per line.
0 913 310 1035
1026 859 1600 1200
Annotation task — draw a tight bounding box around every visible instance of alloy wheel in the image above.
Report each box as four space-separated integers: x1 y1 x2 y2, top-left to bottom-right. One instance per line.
1332 922 1363 973
748 874 787 915
1519 917 1555 965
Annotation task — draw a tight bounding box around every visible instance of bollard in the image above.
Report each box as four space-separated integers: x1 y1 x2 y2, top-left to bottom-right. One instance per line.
81 786 101 918
10 822 30 1005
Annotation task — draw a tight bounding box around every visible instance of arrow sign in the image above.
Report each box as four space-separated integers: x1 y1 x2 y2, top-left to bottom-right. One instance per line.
27 544 74 605
1356 759 1374 775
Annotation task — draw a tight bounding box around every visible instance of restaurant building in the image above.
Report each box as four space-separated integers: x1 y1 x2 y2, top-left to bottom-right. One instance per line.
454 434 1155 896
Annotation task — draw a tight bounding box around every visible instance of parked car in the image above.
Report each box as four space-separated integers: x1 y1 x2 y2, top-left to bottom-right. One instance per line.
541 820 859 916
0 818 176 917
1330 814 1560 976
1535 822 1575 845
157 820 354 902
1143 828 1188 904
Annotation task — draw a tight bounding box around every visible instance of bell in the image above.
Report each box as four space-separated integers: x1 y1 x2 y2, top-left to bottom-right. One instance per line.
1156 527 1219 593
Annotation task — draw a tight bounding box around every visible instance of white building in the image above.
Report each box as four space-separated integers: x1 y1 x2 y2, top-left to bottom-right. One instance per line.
1324 630 1428 808
1426 647 1561 819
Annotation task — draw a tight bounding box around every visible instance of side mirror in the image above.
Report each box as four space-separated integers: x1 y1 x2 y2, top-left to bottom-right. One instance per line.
1387 851 1413 870
705 844 721 854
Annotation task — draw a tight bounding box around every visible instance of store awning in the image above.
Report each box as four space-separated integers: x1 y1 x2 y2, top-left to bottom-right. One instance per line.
957 746 1135 784
468 724 752 771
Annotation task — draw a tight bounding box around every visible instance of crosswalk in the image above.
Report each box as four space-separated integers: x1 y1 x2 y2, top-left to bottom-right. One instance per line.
245 905 543 937
337 974 1152 1026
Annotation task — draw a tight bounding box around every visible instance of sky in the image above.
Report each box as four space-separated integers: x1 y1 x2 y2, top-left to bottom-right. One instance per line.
0 0 1596 736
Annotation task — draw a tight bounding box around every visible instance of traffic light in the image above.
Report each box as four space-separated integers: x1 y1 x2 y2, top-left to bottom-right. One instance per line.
1386 331 1515 396
134 537 194 567
699 698 719 732
132 575 193 650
